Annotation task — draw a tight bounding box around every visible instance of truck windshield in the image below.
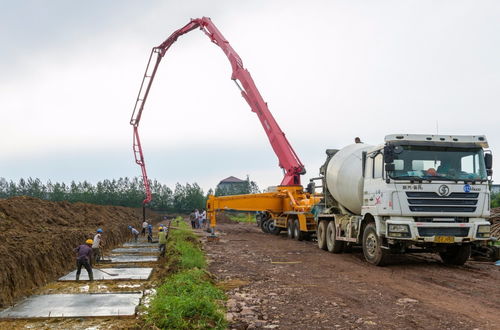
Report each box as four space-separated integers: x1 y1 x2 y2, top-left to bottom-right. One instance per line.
387 145 487 181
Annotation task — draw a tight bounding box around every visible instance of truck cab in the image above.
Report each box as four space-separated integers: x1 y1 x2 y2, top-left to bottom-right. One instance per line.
361 134 492 265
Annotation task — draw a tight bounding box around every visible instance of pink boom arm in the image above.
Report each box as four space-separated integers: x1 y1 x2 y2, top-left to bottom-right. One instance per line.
130 17 305 204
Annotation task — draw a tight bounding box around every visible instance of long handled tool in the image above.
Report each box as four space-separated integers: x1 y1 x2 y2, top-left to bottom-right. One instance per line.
93 267 118 276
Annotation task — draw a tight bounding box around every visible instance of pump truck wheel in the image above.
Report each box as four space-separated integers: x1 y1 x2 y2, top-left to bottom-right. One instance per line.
326 221 344 253
268 220 281 235
287 219 294 239
261 219 270 233
317 221 327 250
439 244 471 265
362 223 389 266
294 218 305 241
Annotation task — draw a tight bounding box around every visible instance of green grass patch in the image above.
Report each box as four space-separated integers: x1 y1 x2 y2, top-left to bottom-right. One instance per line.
146 216 227 329
227 212 256 223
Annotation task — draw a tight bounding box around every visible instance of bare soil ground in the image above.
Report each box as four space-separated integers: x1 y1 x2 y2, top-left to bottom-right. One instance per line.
203 221 500 330
0 196 151 308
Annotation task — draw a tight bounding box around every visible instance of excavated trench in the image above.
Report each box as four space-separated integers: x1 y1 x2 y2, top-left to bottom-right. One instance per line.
0 196 152 308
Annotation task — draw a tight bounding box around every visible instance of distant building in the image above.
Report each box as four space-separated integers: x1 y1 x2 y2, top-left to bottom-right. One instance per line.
492 184 500 194
215 176 248 196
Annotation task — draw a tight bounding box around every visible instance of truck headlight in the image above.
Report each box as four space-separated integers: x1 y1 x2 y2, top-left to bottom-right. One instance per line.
477 225 491 238
388 224 410 233
388 224 410 238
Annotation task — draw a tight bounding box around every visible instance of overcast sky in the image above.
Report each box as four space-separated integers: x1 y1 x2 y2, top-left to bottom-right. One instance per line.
1 0 499 193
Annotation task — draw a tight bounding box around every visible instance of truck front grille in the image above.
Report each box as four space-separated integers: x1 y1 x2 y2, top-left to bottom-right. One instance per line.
417 227 470 237
406 192 478 213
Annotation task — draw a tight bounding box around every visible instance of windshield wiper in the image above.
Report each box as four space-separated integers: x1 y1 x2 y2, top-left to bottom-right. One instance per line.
391 176 424 182
421 175 454 181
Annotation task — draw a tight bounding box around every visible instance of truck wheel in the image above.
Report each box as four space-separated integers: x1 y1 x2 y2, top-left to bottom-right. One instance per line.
294 219 305 241
439 244 471 265
268 220 281 235
261 219 270 233
255 213 262 227
362 223 389 266
317 221 327 250
326 221 344 253
287 220 294 239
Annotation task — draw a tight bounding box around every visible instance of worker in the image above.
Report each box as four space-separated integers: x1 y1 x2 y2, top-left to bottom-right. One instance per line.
75 239 94 281
194 209 200 229
141 219 148 236
147 223 153 243
158 227 167 257
130 226 140 242
189 210 196 229
200 209 207 229
92 228 103 265
355 137 362 144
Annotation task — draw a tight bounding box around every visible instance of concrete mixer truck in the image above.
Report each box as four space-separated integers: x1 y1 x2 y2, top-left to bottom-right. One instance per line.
311 134 493 265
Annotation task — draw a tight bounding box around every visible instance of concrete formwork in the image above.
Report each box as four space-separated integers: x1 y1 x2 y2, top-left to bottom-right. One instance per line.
111 247 159 253
103 255 158 263
58 268 153 281
0 293 143 319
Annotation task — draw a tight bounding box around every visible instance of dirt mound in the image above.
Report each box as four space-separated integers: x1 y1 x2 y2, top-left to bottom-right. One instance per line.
216 212 236 224
0 196 147 308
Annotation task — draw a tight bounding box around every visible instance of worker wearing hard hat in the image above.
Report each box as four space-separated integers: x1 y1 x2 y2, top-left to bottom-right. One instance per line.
92 228 103 265
130 226 140 243
75 239 94 281
158 227 167 257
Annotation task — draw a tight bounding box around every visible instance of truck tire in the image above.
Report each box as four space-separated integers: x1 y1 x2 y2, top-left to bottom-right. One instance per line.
294 218 305 241
261 219 270 233
255 213 262 227
317 221 327 250
326 221 344 253
439 244 471 265
287 220 294 239
362 223 389 266
268 220 281 235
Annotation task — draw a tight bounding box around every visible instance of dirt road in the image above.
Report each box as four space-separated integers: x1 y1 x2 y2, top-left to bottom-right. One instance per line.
203 222 500 329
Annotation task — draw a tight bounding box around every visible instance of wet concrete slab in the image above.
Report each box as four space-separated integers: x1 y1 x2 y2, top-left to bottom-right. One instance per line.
102 255 158 263
112 247 159 253
0 293 143 319
58 268 153 281
123 242 157 247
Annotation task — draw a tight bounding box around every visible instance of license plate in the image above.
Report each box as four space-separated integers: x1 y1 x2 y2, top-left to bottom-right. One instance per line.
434 236 454 243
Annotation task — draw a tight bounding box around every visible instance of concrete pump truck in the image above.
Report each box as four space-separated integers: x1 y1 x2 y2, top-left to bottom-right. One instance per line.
130 17 493 266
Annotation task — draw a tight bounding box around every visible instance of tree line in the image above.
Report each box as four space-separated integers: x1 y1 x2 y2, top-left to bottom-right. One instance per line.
0 177 207 212
492 192 500 208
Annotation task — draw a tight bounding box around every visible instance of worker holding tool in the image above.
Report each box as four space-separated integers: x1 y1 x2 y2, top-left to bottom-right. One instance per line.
75 239 94 281
129 225 140 242
158 226 167 257
92 228 103 265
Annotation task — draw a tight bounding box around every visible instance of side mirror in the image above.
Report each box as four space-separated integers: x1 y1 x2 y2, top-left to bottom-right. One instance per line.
384 146 394 163
306 182 315 194
485 153 493 170
385 163 395 171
